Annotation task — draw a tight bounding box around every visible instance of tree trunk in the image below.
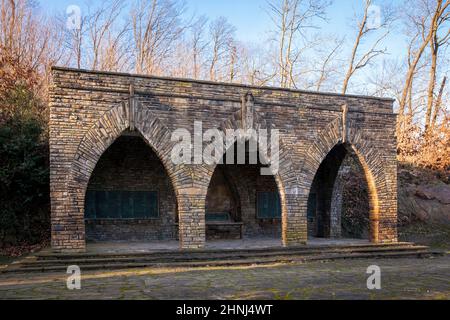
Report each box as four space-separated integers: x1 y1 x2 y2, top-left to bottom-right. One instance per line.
424 36 438 136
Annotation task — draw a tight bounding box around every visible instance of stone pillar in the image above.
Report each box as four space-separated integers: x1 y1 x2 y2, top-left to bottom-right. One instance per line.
282 189 307 246
177 188 206 249
376 160 398 243
51 188 86 252
329 165 349 238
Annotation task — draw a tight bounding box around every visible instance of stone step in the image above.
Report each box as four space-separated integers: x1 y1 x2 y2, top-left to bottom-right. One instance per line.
35 242 420 260
22 245 429 267
1 249 440 274
2 245 443 274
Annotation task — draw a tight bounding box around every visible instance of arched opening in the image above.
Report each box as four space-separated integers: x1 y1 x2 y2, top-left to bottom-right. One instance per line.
205 140 282 241
307 143 371 240
84 132 178 242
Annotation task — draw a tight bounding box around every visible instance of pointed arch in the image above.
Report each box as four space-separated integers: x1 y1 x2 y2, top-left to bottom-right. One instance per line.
300 116 393 243
205 109 299 191
202 109 303 245
68 102 183 194
63 102 194 250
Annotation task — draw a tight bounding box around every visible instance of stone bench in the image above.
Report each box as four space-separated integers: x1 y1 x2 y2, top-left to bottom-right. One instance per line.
205 212 243 240
174 211 243 240
206 221 243 240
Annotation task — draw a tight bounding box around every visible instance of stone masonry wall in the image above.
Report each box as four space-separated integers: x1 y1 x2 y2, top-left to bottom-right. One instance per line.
49 67 398 252
207 164 281 238
85 135 177 241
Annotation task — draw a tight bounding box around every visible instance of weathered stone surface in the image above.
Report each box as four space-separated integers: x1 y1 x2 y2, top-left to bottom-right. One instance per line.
49 67 398 252
1 256 448 299
85 136 177 241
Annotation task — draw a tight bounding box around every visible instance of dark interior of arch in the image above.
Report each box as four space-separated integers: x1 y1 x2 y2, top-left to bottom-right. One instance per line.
84 132 177 242
307 143 370 239
205 140 281 240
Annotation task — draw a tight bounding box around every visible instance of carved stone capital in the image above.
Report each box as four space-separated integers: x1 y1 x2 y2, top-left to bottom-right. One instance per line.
241 91 254 130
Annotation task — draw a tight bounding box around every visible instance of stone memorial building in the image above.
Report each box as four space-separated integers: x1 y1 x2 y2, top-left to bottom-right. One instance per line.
49 67 398 252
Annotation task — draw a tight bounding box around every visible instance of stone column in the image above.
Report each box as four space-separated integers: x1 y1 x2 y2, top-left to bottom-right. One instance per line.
177 188 206 249
329 165 349 238
282 188 307 246
376 155 398 243
51 187 86 253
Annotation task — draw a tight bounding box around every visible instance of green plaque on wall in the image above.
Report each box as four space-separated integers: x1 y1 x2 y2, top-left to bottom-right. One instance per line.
257 192 281 219
85 190 158 219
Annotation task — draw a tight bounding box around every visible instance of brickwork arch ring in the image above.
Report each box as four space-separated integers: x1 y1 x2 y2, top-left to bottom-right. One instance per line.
200 109 302 245
65 102 192 246
300 116 391 243
68 102 187 193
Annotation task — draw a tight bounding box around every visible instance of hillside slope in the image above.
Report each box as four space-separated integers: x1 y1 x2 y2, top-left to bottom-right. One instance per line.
397 163 450 249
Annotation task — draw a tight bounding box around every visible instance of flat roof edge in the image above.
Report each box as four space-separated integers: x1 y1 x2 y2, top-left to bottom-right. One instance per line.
51 66 396 103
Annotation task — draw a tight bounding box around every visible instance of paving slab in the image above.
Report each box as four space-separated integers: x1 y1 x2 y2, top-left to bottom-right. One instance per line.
39 238 371 255
0 255 448 300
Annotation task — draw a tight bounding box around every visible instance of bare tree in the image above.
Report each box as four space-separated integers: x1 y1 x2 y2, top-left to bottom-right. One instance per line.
267 0 330 88
398 0 449 124
189 15 208 79
431 75 447 131
130 0 186 75
0 0 62 72
368 58 403 98
86 0 127 71
314 36 344 91
227 40 238 82
391 0 450 169
0 0 65 100
98 24 131 72
167 40 191 78
208 16 236 81
239 44 276 86
341 0 393 94
1 0 448 171
423 0 450 136
61 9 87 69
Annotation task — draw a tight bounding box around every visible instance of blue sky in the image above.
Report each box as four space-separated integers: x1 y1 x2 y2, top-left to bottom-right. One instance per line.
39 0 405 53
184 0 353 43
39 0 407 91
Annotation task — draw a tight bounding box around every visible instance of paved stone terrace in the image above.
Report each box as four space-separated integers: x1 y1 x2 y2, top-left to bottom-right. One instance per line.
0 256 448 299
38 238 370 255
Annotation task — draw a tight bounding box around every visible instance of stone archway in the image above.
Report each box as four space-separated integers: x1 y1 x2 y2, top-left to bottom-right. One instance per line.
84 134 178 241
54 102 193 252
300 116 397 243
205 140 282 240
201 107 305 247
50 68 399 253
307 142 375 241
